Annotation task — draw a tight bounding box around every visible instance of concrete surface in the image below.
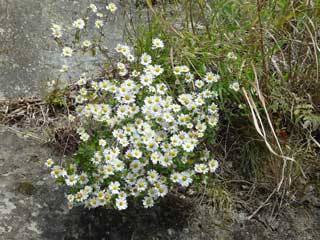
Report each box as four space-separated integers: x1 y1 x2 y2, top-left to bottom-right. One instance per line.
0 0 124 98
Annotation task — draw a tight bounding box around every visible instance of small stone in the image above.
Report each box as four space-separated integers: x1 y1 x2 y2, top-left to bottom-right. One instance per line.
182 228 189 234
29 155 40 162
167 228 175 236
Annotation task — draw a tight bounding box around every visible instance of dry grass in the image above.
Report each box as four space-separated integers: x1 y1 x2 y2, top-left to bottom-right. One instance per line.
0 97 53 127
0 95 79 156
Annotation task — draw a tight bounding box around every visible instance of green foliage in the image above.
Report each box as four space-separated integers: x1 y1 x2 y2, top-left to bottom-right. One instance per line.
124 0 320 203
45 0 320 213
294 103 320 130
45 87 68 108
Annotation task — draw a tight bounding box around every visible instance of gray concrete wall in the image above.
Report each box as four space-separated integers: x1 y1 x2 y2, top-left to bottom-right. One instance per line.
0 0 124 98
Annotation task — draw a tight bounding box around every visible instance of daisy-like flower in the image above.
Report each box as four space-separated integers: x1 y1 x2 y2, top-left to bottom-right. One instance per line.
118 191 127 200
170 135 182 146
115 44 123 53
106 3 117 13
194 163 209 174
229 82 240 92
122 94 135 104
62 47 73 57
152 38 164 49
196 122 207 132
45 158 54 168
136 178 147 192
180 65 190 73
157 184 168 197
82 40 92 48
52 30 62 38
227 52 237 60
117 62 125 70
127 54 135 62
51 166 66 178
104 165 115 176
79 88 87 96
195 96 205 106
89 198 99 208
114 160 125 171
65 175 78 186
140 74 154 86
119 68 128 77
51 24 62 38
120 45 131 56
179 172 193 187
96 12 104 18
59 65 69 73
89 4 97 12
147 170 159 184
80 132 90 142
131 70 140 77
91 81 100 90
72 18 85 29
170 172 180 183
79 173 89 185
47 80 56 87
75 190 86 202
150 152 161 164
77 127 85 135
130 160 142 173
144 65 154 75
208 103 219 114
182 141 195 152
152 65 164 76
96 191 105 200
143 196 154 208
116 197 128 210
173 66 182 75
95 20 104 28
148 187 160 199
140 53 152 66
131 149 142 159
156 83 167 95
125 173 137 186
195 80 204 88
208 115 219 127
99 139 107 147
204 72 220 83
77 76 87 86
109 181 121 194
51 24 61 32
67 194 75 203
185 72 194 82
208 159 219 173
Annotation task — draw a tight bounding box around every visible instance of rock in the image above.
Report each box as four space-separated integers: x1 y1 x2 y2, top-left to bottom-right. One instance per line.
167 228 175 236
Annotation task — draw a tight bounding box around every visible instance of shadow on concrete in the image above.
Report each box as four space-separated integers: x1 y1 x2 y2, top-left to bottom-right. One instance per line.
40 194 192 240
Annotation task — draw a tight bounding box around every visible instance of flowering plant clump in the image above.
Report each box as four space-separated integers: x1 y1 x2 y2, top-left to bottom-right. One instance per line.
46 3 220 210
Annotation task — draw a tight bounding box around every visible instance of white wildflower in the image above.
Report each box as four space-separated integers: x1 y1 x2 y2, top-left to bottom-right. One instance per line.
152 38 164 49
72 18 85 29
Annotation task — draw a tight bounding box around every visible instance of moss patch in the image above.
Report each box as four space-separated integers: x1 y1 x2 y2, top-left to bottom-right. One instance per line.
17 181 35 195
